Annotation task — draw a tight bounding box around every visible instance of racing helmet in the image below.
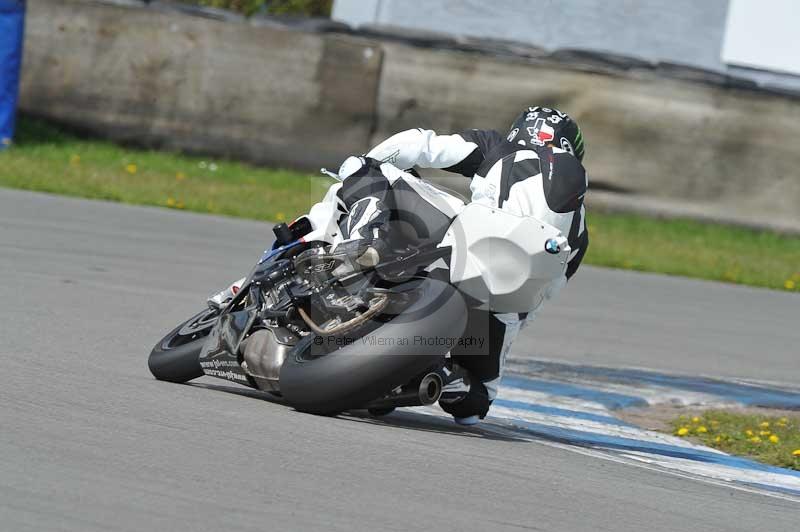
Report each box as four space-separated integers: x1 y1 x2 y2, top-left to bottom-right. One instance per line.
507 107 585 162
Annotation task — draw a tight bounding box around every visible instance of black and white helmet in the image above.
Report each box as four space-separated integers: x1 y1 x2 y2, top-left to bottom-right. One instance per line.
506 107 585 162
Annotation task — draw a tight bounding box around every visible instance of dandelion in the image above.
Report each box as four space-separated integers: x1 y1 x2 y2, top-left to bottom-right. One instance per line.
125 164 138 174
769 434 780 444
176 201 185 210
786 280 797 290
745 429 754 437
676 427 690 437
750 436 762 444
723 271 738 282
780 417 789 424
759 421 770 429
691 416 701 424
759 430 771 437
176 172 187 182
69 154 81 166
209 163 218 172
697 426 708 434
714 436 722 444
166 197 176 207
793 449 800 457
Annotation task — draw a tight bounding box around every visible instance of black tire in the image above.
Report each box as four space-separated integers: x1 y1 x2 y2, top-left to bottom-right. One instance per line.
148 308 218 383
279 278 468 415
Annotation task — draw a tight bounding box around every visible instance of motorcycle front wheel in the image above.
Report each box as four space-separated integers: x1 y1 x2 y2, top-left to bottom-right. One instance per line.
148 307 218 383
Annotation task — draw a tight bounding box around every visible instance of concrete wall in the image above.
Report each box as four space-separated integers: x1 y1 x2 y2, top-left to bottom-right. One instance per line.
19 0 800 230
20 0 382 170
373 41 800 227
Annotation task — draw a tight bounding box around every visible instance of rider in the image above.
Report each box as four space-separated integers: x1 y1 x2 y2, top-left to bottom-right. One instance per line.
211 106 589 426
335 106 589 425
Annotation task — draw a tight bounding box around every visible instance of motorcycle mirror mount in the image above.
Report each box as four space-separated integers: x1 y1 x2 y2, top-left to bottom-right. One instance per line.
320 168 343 181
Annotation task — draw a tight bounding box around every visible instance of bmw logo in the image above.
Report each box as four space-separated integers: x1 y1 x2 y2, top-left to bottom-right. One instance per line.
545 238 561 255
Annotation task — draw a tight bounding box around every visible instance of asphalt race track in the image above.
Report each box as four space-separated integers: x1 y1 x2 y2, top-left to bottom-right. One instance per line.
524 260 800 385
1 188 798 531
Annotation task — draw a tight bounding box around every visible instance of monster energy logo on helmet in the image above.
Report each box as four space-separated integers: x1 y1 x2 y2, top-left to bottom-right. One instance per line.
508 106 586 162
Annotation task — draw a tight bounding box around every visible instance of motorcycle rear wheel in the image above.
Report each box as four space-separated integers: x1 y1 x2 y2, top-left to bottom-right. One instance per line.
279 277 467 416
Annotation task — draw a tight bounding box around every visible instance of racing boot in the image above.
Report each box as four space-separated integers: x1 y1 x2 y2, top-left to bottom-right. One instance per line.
438 362 492 426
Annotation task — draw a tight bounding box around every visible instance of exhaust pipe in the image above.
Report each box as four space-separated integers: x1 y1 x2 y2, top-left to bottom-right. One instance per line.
418 372 443 405
365 372 443 410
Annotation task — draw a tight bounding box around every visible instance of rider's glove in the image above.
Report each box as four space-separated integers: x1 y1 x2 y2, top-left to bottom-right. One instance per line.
333 236 388 271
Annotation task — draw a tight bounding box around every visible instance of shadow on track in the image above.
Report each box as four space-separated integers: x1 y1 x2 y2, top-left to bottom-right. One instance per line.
190 381 527 443
189 382 284 402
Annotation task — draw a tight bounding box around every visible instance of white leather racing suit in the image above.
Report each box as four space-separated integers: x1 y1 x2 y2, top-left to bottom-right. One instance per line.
331 128 590 420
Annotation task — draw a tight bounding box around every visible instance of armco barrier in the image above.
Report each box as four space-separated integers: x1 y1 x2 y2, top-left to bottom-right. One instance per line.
18 0 800 230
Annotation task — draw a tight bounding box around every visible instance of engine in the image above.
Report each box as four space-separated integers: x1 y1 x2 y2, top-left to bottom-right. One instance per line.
240 244 387 394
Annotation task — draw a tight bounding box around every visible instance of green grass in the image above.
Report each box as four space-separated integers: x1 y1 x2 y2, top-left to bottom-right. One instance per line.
670 411 800 471
0 117 330 223
585 212 800 292
1 117 798 292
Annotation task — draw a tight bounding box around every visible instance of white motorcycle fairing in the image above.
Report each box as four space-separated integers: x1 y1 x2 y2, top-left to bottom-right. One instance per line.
440 203 570 313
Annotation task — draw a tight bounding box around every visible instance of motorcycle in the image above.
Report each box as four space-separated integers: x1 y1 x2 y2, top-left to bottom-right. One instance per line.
148 168 571 416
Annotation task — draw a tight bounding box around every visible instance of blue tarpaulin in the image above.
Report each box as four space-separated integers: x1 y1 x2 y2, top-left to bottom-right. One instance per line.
0 0 25 149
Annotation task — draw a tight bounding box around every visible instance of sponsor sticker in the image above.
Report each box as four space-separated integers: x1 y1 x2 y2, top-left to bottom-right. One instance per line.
560 137 575 156
527 118 555 146
381 149 401 164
